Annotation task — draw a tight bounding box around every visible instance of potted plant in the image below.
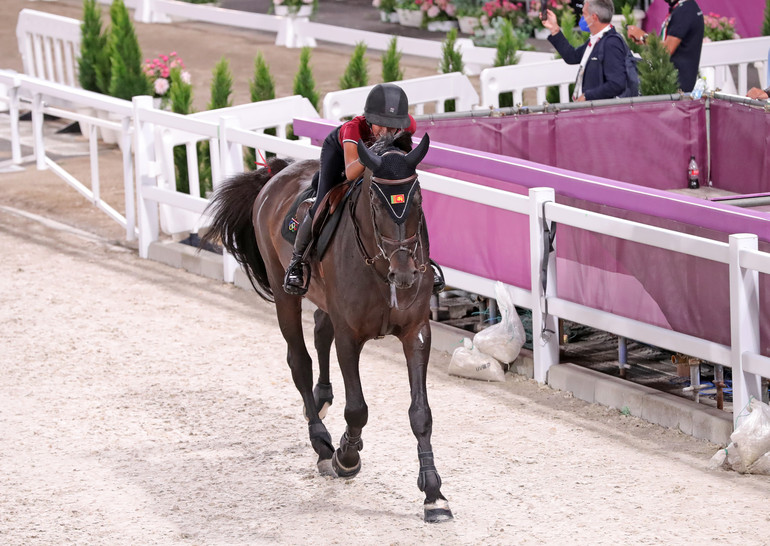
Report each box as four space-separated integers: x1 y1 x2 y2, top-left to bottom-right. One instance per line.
417 0 459 32
703 12 738 42
373 0 400 23
397 0 424 28
455 0 484 34
273 0 315 17
143 52 190 110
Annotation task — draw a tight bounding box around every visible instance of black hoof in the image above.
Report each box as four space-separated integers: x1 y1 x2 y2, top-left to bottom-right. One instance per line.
424 500 453 523
331 450 361 478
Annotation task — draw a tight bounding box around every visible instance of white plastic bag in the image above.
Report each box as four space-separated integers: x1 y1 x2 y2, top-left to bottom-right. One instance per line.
711 399 770 474
730 398 770 470
473 281 526 364
448 338 506 382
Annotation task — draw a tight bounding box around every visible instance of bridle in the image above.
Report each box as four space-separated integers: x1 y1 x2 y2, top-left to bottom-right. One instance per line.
349 172 430 309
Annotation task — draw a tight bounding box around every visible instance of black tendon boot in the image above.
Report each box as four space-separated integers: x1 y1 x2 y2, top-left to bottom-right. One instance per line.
283 213 314 295
430 259 445 294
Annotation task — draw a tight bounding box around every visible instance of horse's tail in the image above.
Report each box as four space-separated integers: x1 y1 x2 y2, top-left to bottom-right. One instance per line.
201 158 291 303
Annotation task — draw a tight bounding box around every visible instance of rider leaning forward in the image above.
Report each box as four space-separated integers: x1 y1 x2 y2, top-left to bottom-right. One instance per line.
283 83 444 296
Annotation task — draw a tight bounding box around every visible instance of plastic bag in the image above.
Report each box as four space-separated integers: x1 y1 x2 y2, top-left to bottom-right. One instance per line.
473 281 526 364
710 399 770 474
730 398 770 470
448 338 505 382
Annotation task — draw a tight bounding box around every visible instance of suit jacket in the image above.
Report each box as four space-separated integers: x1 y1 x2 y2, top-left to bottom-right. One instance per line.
548 26 627 100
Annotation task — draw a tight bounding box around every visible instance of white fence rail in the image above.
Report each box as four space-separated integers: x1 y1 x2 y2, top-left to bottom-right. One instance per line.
323 73 480 120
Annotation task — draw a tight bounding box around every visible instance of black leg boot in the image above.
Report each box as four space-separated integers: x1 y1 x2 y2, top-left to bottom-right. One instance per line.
283 213 314 295
430 259 445 294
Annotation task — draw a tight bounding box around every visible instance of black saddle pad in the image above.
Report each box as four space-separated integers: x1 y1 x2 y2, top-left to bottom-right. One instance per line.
281 178 362 262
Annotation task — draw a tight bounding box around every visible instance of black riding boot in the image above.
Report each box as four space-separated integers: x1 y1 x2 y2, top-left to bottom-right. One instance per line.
283 213 314 295
430 259 445 294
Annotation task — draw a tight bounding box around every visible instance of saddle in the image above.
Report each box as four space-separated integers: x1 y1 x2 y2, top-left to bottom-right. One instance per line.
281 176 361 261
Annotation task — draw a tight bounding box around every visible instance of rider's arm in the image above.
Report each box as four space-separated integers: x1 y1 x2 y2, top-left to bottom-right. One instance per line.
344 141 365 181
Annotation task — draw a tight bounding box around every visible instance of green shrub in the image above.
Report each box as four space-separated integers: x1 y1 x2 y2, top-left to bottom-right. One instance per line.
107 0 151 100
638 33 679 96
340 42 369 89
494 19 521 108
245 52 277 171
199 57 234 195
169 68 194 193
440 28 464 112
78 0 110 93
382 36 404 82
293 47 319 110
763 0 770 36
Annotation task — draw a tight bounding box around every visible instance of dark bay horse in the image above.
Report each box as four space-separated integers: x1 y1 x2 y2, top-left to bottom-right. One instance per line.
201 132 452 523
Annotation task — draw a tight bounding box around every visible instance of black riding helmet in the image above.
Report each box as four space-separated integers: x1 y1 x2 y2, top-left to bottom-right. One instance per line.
363 83 411 129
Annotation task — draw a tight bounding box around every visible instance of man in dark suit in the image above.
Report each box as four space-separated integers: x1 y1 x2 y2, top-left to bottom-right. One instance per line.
543 0 627 101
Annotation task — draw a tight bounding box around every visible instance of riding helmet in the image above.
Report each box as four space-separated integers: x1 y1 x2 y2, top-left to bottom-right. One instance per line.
363 83 411 129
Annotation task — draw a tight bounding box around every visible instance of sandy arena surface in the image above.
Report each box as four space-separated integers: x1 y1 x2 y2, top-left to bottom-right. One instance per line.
3 1 770 544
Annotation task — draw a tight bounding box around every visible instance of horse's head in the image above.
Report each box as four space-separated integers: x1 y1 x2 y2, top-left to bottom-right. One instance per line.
357 132 430 290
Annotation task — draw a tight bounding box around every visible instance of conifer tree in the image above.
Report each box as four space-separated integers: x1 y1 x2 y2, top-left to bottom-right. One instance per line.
293 47 320 111
78 0 110 93
620 4 643 55
493 19 521 108
440 29 465 112
245 52 277 171
763 0 770 36
169 68 194 193
339 42 369 90
382 36 404 83
107 0 151 100
638 33 679 96
200 57 233 195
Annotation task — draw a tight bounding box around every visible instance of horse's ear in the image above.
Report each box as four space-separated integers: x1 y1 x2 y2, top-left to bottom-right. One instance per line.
357 139 382 171
404 133 430 171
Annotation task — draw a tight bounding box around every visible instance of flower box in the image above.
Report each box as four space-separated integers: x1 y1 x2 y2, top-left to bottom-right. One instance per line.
427 19 459 32
397 8 423 27
379 10 400 23
457 15 480 34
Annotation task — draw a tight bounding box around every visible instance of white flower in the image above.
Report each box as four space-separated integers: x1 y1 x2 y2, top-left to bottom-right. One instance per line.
181 70 192 85
153 77 170 96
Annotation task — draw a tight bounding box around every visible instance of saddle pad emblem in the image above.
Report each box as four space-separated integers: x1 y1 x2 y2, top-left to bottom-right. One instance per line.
390 194 405 204
288 217 299 232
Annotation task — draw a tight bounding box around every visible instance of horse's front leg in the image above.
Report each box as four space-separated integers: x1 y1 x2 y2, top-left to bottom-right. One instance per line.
401 321 453 523
330 331 367 478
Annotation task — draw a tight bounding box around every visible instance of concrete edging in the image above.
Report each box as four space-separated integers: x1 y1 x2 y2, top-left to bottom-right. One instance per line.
148 239 732 445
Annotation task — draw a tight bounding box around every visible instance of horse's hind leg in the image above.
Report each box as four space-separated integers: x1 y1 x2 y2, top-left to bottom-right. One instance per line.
330 332 367 479
273 295 335 475
402 322 453 523
312 308 334 419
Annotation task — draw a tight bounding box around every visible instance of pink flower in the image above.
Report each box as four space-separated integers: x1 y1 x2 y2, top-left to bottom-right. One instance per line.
181 71 192 85
427 5 440 17
445 3 456 16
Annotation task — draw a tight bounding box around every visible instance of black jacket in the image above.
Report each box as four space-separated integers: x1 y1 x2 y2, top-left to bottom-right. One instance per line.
548 26 627 100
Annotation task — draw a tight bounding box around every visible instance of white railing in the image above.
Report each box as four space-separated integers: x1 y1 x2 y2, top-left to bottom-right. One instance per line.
323 73 480 120
0 69 136 240
478 36 770 107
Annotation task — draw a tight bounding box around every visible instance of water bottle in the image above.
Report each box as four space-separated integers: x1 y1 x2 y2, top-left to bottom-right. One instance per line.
688 156 700 189
691 77 706 100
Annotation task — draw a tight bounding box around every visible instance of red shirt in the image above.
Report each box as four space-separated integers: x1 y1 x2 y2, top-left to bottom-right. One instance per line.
338 114 417 147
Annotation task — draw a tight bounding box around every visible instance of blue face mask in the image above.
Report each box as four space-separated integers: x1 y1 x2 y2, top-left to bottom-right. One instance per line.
578 15 590 32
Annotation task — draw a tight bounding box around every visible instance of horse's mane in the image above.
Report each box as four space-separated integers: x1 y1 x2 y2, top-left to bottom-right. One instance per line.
370 131 413 155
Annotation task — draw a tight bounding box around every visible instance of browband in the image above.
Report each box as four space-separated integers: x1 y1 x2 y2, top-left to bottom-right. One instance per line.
371 174 418 186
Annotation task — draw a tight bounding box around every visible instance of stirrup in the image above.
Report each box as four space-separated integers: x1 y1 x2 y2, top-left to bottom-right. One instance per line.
283 259 310 295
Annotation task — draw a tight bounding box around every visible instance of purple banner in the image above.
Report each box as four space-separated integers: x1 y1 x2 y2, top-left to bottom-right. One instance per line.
643 0 765 39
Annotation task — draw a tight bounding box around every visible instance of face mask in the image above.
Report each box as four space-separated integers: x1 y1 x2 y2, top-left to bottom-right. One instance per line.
579 15 590 32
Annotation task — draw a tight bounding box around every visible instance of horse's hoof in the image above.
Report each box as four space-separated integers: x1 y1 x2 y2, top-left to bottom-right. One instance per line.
331 451 361 478
424 499 453 523
317 458 336 477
